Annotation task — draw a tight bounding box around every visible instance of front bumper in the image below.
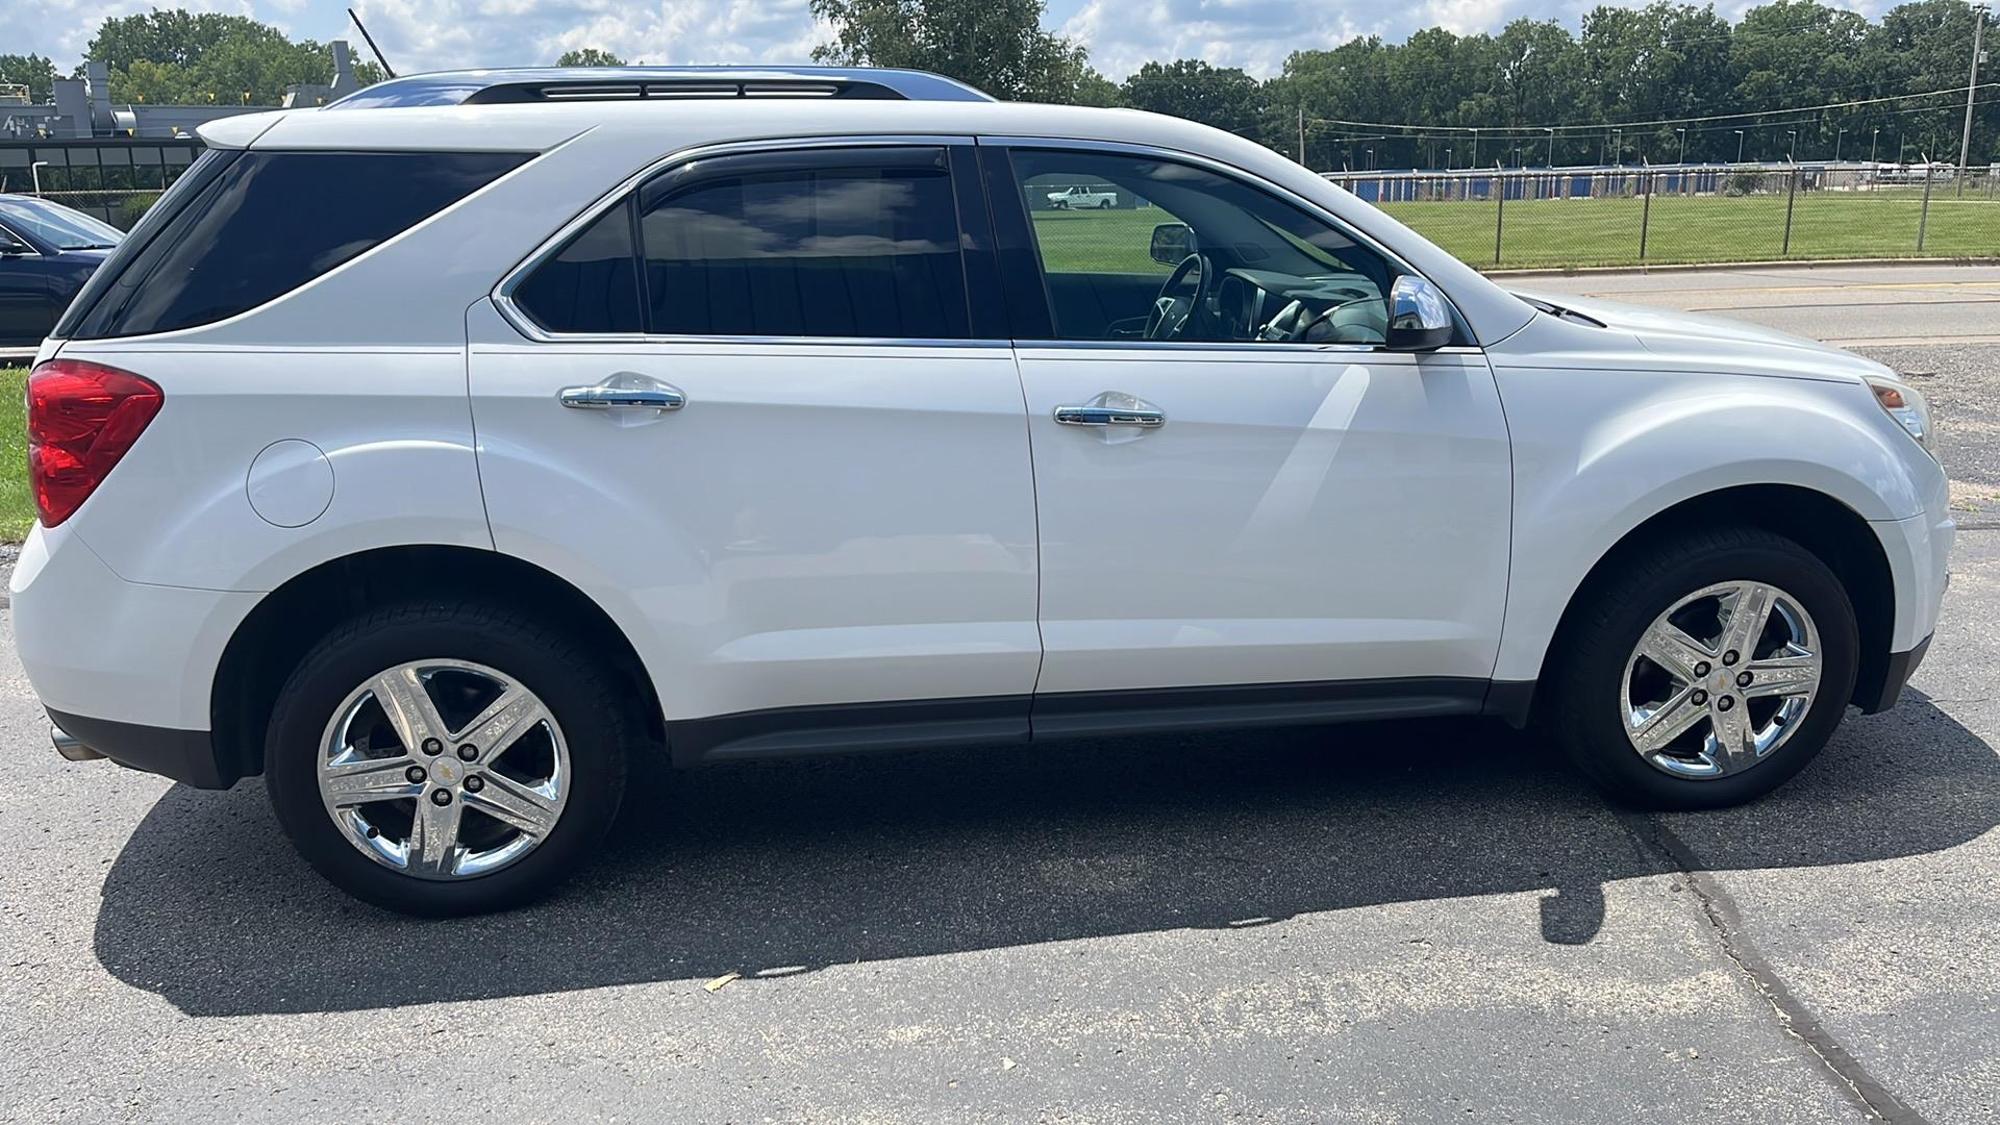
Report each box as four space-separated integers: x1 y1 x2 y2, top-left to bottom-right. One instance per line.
1855 632 1933 714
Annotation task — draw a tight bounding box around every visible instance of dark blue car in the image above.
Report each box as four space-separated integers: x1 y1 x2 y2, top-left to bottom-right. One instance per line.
0 194 123 349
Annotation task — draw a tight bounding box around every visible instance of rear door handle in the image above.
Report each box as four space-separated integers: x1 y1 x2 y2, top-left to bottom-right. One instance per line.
1054 392 1165 428
558 374 686 411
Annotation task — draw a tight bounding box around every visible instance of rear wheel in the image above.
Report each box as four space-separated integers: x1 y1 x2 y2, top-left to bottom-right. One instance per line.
1548 528 1859 809
265 602 631 915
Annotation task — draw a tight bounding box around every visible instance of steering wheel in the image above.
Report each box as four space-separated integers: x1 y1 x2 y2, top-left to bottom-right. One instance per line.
1145 253 1213 340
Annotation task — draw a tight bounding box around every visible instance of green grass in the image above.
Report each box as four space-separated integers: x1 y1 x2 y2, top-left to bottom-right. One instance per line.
1030 193 2000 273
0 365 28 542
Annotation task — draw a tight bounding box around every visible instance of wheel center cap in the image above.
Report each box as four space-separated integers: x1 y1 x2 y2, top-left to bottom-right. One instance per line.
432 758 463 785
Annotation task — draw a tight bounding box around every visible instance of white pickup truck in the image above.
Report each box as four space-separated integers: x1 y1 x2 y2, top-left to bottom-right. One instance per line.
1046 185 1118 209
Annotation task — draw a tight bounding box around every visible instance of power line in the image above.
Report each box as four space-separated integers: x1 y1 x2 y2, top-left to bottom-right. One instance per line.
1304 81 2000 139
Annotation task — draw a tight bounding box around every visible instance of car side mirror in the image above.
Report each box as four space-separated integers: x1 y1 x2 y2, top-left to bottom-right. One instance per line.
1149 223 1195 266
1385 275 1453 351
0 234 33 257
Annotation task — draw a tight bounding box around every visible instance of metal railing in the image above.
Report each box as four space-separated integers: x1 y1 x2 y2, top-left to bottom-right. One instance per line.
1324 163 2000 270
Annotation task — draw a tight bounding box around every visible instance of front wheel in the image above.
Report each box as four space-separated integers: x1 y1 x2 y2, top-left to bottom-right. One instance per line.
1548 528 1859 809
265 602 632 915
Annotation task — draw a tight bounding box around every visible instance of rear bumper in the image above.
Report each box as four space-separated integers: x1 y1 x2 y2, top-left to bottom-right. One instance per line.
47 708 232 789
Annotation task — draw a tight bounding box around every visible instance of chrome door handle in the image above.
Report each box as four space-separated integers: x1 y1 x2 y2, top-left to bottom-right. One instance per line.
1054 404 1165 427
558 381 686 411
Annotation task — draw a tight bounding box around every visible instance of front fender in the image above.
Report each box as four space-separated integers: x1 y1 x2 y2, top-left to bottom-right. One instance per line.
1491 363 1937 683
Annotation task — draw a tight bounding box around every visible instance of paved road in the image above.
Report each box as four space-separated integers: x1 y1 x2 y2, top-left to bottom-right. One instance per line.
3 265 1997 1123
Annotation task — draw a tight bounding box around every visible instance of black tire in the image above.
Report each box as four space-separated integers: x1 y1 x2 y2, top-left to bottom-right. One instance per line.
265 601 632 916
1547 527 1859 810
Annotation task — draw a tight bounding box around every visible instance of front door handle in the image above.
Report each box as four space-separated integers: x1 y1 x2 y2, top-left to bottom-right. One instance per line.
1054 392 1165 428
558 372 686 412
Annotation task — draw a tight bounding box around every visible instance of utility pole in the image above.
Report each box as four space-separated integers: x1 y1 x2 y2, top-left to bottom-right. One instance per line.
1297 106 1306 167
1959 5 1987 194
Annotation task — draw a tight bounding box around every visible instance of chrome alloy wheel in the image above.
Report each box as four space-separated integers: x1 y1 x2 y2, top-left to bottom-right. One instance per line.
317 659 570 880
1621 580 1823 780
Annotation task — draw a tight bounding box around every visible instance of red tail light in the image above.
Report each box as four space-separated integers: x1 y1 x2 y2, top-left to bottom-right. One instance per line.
26 359 164 528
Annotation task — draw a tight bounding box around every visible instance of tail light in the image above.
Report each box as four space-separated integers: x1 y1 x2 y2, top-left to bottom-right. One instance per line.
26 359 164 528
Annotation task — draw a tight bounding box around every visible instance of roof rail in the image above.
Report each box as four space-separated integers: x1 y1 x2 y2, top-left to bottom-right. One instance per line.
326 66 994 110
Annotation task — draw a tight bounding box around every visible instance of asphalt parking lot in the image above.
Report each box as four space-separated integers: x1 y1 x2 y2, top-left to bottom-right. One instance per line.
2 263 1996 1124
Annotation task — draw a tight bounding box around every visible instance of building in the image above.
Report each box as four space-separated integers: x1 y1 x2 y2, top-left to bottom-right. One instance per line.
0 42 363 141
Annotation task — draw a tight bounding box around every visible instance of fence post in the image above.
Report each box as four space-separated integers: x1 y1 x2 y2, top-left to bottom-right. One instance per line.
1639 165 1653 262
1493 164 1505 267
1918 156 1934 252
1781 166 1799 257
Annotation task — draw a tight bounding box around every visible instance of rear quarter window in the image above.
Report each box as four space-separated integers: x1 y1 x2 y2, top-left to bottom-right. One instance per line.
65 150 529 340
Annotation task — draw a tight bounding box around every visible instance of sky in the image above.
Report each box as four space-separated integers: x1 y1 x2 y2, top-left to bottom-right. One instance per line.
12 0 1893 84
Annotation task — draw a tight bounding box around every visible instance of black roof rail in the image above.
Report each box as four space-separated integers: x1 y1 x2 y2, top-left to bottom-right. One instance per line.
326 66 994 110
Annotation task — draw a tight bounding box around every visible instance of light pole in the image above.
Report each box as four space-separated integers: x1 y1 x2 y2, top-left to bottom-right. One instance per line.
1835 127 1845 163
29 160 48 197
1613 127 1624 166
1787 129 1798 162
1676 127 1687 164
1545 127 1556 167
1735 129 1746 163
1871 127 1880 164
1959 4 1987 191
1469 128 1479 168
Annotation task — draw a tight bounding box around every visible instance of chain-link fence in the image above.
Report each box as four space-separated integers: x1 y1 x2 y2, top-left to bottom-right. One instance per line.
1325 164 2000 270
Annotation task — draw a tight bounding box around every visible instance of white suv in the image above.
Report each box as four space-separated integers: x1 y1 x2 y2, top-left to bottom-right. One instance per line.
14 67 1952 915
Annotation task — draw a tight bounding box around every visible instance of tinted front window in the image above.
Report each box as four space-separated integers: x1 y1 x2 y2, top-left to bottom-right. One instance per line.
639 152 967 338
68 150 527 339
1008 149 1398 345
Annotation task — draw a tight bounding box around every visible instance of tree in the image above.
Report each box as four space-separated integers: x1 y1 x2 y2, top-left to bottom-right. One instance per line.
82 11 385 106
557 48 626 67
0 54 59 101
809 0 1095 102
1120 60 1262 135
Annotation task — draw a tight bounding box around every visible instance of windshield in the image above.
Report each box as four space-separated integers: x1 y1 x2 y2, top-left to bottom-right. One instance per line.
0 197 124 250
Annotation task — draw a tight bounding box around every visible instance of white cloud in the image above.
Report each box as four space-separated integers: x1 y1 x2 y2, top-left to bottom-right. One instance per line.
7 0 1904 84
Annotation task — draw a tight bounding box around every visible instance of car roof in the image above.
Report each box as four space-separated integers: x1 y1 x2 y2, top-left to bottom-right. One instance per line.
326 66 995 110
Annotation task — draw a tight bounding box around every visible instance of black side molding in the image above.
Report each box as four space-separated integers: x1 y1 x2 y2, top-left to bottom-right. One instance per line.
669 677 1492 765
46 708 232 789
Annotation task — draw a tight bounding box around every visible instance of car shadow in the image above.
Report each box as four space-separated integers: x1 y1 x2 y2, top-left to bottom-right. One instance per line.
93 694 1997 1016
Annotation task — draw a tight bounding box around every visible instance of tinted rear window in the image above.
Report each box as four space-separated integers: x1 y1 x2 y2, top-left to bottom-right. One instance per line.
640 157 967 338
510 198 644 335
66 150 528 339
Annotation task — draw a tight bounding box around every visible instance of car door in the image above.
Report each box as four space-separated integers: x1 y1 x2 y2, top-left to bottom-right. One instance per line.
0 223 52 347
982 142 1513 726
468 141 1042 757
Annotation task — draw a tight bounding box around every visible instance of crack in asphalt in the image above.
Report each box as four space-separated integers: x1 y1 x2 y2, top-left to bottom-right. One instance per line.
1616 810 1936 1125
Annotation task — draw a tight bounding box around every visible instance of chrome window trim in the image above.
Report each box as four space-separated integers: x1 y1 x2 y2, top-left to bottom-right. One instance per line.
979 134 1482 356
491 133 980 346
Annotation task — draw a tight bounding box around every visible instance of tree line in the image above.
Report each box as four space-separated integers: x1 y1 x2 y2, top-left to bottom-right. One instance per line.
4 1 1992 169
1 11 385 110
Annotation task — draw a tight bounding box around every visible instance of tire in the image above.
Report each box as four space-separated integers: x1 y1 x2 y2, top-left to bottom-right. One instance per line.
265 601 632 915
1547 527 1859 810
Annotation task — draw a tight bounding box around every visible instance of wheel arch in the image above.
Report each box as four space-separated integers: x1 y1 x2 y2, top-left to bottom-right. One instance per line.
1501 483 1894 726
209 545 664 783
